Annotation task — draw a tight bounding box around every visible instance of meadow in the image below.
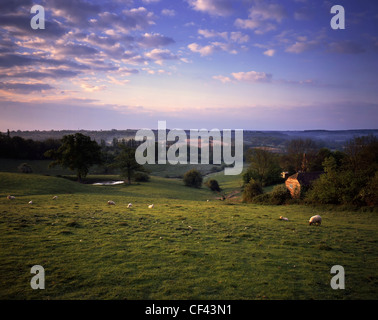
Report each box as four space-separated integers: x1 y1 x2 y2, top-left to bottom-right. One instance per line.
0 170 377 300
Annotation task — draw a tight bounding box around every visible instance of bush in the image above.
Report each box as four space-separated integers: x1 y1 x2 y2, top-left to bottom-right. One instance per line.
242 179 263 203
183 169 203 188
252 193 271 204
18 163 33 174
134 171 150 182
205 179 221 192
359 171 378 206
270 184 291 205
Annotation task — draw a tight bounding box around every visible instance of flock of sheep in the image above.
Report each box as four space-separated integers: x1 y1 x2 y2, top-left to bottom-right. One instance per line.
280 214 322 225
6 194 322 226
107 200 154 209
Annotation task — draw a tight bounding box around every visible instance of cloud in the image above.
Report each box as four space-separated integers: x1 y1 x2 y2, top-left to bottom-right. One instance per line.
49 0 101 26
0 0 32 13
0 82 54 93
188 42 237 56
231 70 272 83
144 48 179 65
0 53 89 70
328 41 365 54
198 29 228 40
138 33 175 48
95 7 155 32
57 43 99 56
2 69 80 80
263 49 275 56
80 83 107 92
213 70 273 83
161 9 176 17
187 0 234 17
188 42 217 56
235 2 287 34
230 31 250 44
0 13 67 38
212 75 231 83
285 40 319 54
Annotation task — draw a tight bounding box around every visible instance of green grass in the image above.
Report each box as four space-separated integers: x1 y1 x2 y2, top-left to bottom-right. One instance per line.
0 172 377 300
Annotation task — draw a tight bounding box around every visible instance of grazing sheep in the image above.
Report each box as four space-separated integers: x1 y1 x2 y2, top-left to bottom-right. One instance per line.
28 200 33 204
148 204 154 209
127 203 132 208
107 200 116 205
309 215 322 226
7 195 15 200
279 216 289 221
52 196 58 200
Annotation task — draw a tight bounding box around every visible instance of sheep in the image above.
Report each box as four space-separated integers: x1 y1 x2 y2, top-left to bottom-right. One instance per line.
7 195 15 200
52 196 58 200
127 203 132 208
107 200 116 205
28 200 33 205
148 204 154 209
279 216 289 221
309 215 322 226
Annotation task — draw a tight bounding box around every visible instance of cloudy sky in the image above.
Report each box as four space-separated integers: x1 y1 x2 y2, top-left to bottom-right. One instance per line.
0 0 377 131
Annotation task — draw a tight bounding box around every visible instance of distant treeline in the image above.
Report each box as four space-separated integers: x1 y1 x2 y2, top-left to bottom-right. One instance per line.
0 132 61 160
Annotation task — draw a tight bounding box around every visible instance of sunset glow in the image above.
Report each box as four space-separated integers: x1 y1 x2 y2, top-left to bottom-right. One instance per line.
1 0 377 131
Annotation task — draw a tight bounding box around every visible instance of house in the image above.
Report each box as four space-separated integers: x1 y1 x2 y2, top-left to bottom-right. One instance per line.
285 171 323 198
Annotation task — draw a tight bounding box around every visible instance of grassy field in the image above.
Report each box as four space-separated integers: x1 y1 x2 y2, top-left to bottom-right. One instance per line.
0 171 377 300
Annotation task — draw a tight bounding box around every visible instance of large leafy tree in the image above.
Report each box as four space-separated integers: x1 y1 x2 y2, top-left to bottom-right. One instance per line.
45 133 103 182
305 135 378 206
243 148 282 186
113 145 147 184
280 138 320 173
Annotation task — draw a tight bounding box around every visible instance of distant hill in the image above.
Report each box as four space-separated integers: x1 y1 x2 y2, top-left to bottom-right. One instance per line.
3 129 378 152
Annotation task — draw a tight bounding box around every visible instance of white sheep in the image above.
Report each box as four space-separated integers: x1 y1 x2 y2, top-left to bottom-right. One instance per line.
52 196 58 200
7 195 15 200
107 200 116 205
28 200 33 204
148 204 154 209
127 203 132 208
309 215 322 226
279 216 289 221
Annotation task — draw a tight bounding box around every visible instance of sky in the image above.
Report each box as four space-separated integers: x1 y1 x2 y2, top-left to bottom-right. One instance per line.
0 0 377 131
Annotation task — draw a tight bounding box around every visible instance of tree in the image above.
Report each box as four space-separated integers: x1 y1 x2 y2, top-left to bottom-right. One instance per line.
270 184 291 205
280 138 319 173
44 133 103 182
113 145 147 184
305 136 378 206
205 179 221 192
183 169 203 188
242 179 263 203
243 148 282 186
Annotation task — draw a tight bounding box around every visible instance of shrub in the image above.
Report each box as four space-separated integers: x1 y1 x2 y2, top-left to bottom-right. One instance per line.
359 172 378 206
18 163 33 174
242 179 263 203
270 184 291 205
134 171 150 182
252 193 271 204
183 169 203 188
205 179 221 192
